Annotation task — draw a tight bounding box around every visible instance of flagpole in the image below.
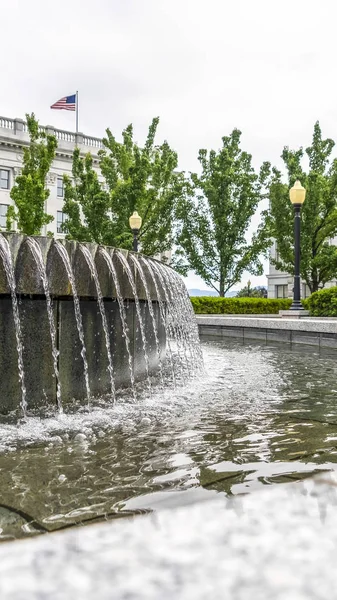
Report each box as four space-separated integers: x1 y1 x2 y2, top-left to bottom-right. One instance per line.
76 90 79 134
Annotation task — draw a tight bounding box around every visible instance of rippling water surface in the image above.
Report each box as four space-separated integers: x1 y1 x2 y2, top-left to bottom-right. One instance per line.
1 337 337 540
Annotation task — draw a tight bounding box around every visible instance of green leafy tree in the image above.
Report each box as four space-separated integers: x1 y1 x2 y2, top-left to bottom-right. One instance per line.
63 118 182 256
9 113 57 235
174 129 269 296
62 148 114 245
236 280 267 298
263 122 337 293
99 117 184 256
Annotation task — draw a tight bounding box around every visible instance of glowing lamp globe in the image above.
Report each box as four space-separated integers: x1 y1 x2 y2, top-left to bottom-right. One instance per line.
129 211 142 230
289 180 306 205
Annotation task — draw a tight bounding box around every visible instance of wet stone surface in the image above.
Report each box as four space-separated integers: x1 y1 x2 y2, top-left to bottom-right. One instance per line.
1 474 337 599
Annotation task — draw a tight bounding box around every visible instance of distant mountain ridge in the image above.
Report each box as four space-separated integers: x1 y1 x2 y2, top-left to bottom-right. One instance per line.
188 289 238 297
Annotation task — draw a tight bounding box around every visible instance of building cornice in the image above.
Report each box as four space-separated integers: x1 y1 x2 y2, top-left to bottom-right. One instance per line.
0 116 102 163
0 138 100 165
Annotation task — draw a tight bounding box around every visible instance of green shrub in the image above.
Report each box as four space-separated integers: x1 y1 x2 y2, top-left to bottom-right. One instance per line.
190 296 293 314
306 287 337 317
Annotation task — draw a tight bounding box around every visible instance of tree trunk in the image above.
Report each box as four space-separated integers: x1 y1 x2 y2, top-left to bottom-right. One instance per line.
219 272 224 297
310 273 319 293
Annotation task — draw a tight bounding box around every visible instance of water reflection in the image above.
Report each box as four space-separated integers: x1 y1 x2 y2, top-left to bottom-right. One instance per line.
1 338 337 539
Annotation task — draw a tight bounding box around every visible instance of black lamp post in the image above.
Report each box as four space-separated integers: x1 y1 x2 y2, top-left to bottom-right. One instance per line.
129 211 142 252
289 180 306 310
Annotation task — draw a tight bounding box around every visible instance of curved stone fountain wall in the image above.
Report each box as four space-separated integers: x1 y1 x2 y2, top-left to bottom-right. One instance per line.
0 233 173 414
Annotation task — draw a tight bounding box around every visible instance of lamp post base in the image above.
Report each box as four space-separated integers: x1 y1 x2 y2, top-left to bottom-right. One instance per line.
290 301 305 311
279 309 310 319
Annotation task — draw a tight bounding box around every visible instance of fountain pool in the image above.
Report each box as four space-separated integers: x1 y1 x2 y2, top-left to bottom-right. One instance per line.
1 337 337 541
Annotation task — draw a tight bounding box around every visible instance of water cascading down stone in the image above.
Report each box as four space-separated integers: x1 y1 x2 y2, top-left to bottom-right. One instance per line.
27 237 62 412
0 234 203 414
141 257 176 385
116 249 152 395
99 247 136 400
55 240 91 404
80 244 115 401
130 254 164 387
0 234 27 415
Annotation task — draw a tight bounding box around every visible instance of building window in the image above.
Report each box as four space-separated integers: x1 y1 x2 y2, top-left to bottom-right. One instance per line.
0 204 8 228
275 284 288 299
0 169 9 190
57 211 68 234
57 177 64 197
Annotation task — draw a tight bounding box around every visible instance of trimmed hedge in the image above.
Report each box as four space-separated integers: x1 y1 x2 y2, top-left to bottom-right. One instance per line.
306 286 337 317
190 296 294 314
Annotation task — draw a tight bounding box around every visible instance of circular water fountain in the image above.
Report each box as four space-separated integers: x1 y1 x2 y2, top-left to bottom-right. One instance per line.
1 233 337 546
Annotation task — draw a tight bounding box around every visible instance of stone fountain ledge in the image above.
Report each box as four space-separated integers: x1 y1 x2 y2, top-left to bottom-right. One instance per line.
0 232 167 301
1 474 337 599
196 315 337 348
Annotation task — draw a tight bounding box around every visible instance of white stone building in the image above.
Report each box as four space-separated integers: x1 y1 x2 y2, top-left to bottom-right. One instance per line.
0 115 103 238
267 242 299 299
267 241 337 299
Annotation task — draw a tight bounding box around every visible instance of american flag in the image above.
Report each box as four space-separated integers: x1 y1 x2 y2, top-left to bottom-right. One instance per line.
50 94 76 111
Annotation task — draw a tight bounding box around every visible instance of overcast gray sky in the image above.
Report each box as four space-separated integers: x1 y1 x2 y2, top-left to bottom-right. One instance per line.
2 0 337 291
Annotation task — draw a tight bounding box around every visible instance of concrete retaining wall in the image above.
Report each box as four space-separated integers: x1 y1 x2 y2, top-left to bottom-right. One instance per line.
196 315 337 349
